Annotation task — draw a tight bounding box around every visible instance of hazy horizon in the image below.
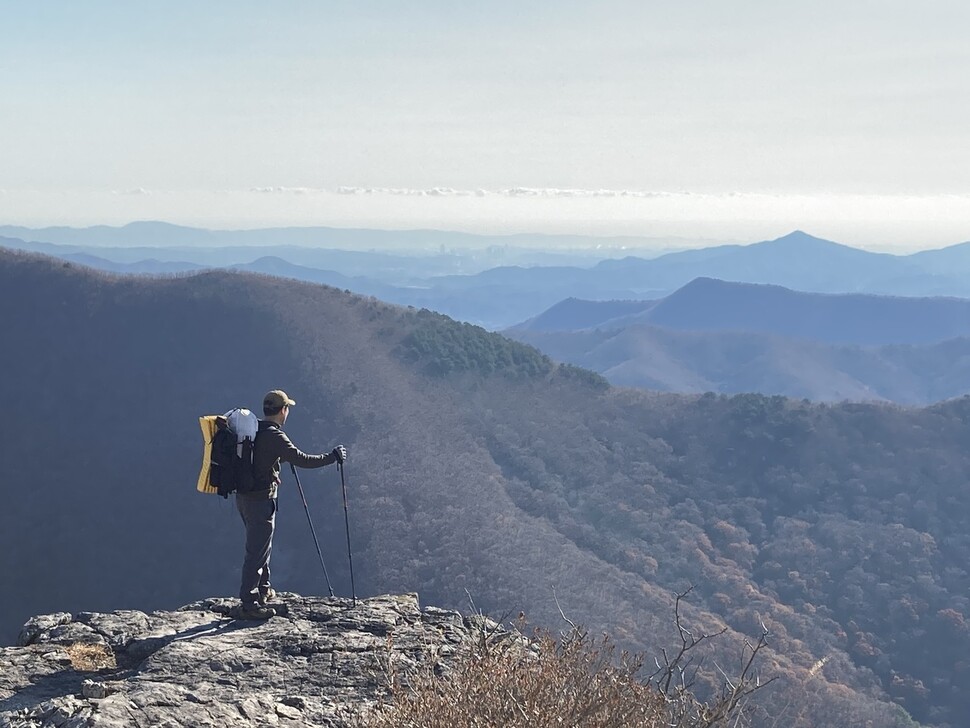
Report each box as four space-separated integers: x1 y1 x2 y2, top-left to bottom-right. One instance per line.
3 189 970 253
4 2 970 252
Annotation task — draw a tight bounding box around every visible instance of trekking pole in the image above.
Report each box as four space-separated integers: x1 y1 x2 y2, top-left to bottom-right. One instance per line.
290 463 335 597
338 461 357 607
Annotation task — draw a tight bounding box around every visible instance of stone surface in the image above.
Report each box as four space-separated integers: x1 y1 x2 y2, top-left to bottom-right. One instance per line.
0 593 487 727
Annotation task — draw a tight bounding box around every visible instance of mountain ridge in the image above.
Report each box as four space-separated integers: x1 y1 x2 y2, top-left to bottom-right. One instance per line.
644 276 970 345
507 278 970 403
0 221 672 252
509 324 970 404
5 228 970 328
515 276 970 344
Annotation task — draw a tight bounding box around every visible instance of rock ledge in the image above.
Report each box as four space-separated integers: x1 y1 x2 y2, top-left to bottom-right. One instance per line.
0 593 484 727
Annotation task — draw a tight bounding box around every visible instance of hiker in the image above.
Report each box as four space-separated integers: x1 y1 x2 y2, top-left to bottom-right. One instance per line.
236 389 347 619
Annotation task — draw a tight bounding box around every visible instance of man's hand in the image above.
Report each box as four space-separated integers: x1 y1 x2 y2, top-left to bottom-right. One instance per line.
331 445 347 464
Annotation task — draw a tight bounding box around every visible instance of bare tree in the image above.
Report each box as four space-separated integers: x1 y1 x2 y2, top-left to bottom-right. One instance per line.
648 586 777 728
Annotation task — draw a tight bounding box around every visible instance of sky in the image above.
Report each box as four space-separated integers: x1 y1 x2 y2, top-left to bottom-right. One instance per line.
3 1 970 250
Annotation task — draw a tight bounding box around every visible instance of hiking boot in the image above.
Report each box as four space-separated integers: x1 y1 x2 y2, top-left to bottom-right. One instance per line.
237 603 276 620
258 588 276 605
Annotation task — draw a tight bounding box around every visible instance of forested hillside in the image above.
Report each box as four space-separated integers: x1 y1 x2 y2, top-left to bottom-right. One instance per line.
509 324 970 404
6 249 970 725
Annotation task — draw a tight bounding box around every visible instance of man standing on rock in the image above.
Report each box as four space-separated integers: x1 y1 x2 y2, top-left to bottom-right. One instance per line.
236 389 347 619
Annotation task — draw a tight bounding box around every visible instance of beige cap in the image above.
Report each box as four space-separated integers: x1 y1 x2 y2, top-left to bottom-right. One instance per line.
263 390 296 409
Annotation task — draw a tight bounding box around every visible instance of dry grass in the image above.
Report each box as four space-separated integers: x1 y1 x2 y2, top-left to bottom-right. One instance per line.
66 642 116 671
365 627 668 728
364 591 774 728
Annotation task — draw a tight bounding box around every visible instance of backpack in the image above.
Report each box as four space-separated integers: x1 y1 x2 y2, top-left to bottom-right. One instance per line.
198 408 260 498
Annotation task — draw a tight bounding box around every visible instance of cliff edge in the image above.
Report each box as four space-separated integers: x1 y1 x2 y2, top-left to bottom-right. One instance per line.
0 593 484 727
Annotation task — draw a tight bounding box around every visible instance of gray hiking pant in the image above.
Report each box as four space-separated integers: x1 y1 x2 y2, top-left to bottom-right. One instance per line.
236 493 278 605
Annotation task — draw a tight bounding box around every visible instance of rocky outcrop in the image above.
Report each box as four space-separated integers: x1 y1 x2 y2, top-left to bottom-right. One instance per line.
0 593 489 727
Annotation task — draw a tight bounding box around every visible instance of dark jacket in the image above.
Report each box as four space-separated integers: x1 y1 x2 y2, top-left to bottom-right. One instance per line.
245 420 335 498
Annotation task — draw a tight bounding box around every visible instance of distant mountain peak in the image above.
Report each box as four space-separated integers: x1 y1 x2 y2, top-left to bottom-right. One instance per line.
767 230 844 247
120 220 198 232
673 276 763 293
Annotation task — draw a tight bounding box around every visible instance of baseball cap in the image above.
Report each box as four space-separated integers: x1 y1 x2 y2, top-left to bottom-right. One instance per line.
263 390 296 409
